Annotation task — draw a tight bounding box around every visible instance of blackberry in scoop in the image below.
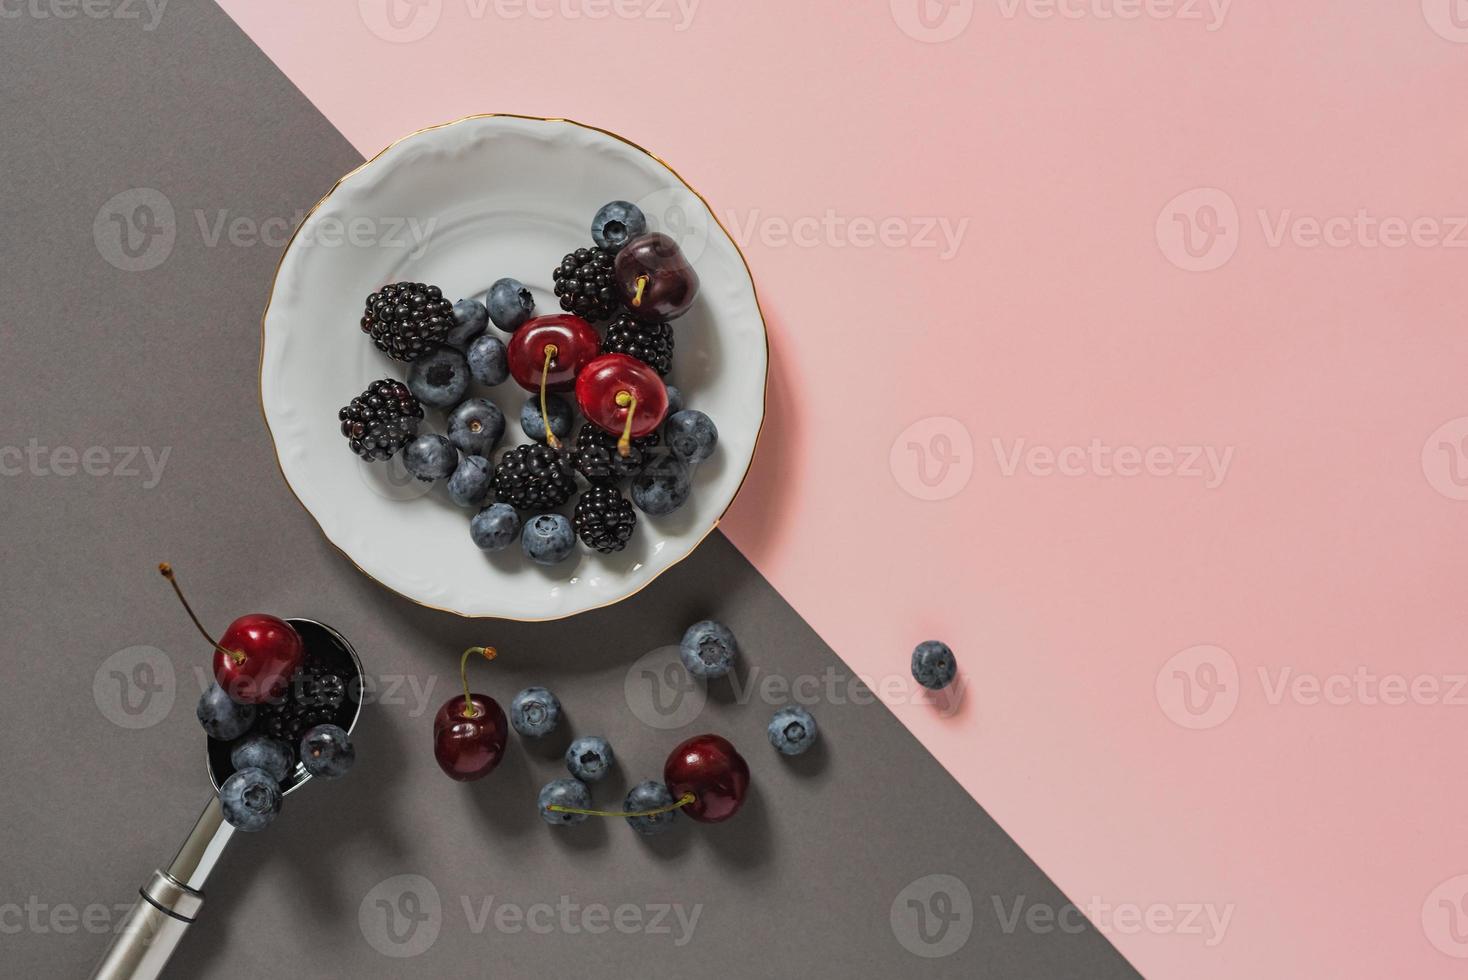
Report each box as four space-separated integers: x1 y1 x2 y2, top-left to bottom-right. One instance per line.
571 424 658 486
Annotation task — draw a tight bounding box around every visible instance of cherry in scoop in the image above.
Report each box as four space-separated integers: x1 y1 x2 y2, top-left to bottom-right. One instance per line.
615 232 700 322
158 563 304 705
433 646 508 781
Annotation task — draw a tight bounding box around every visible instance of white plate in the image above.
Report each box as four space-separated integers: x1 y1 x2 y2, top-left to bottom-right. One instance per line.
260 115 767 620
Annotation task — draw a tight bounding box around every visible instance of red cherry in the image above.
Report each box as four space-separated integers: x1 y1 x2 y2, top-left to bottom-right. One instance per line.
575 354 669 453
615 233 700 322
158 564 304 705
214 614 305 704
663 733 750 824
433 646 506 781
507 314 599 393
433 694 508 781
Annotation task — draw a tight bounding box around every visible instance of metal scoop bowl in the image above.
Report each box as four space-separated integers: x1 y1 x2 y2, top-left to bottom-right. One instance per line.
89 619 363 980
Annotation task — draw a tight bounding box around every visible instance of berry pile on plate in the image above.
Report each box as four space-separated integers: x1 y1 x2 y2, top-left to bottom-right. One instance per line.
338 200 719 564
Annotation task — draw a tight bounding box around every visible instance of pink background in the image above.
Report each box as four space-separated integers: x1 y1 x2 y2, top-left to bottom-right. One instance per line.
217 1 1468 975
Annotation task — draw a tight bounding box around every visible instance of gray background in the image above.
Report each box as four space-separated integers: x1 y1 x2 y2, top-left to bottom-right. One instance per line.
0 3 1136 976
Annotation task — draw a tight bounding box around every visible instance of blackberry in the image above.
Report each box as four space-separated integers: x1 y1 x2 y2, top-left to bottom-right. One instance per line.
256 664 348 753
551 247 618 321
360 281 455 361
601 311 674 376
571 424 659 485
338 379 424 461
574 486 637 554
493 443 577 510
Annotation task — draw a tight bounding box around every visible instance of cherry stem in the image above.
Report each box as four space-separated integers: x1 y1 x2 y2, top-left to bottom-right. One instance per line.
540 344 561 450
459 645 497 718
615 390 637 458
157 563 243 665
632 274 649 309
547 792 696 819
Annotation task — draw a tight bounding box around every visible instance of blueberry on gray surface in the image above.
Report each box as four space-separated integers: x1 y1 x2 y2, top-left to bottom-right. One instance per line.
470 502 521 552
767 706 819 756
447 455 494 507
538 778 591 826
631 455 692 516
664 384 684 419
467 333 509 387
509 686 562 737
487 277 535 332
520 394 572 443
403 433 458 482
448 397 505 457
300 724 355 779
679 620 738 679
522 513 576 565
447 298 489 351
624 780 678 836
230 736 293 782
911 640 957 691
406 344 471 409
591 201 648 253
565 735 614 782
219 767 282 832
197 683 256 741
665 410 717 463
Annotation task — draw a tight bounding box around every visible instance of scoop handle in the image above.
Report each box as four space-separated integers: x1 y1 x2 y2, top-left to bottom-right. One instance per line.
88 797 233 980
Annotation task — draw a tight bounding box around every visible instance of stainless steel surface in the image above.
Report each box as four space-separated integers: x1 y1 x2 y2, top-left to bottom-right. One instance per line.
88 620 364 980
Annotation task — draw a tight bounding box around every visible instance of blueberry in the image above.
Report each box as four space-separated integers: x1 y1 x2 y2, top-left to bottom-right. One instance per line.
510 686 561 737
591 201 648 253
767 706 818 756
522 513 576 565
487 277 535 332
467 333 509 387
679 620 738 679
448 398 506 457
219 767 282 832
665 410 717 463
230 736 293 782
624 780 678 836
663 384 684 419
470 502 520 552
300 724 355 779
565 736 614 782
447 455 494 507
403 433 458 482
911 641 957 691
447 298 489 351
520 394 572 444
406 344 471 409
197 683 255 741
631 455 692 516
538 777 591 826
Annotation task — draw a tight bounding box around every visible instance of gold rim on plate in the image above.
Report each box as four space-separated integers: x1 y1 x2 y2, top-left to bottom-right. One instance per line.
256 113 770 621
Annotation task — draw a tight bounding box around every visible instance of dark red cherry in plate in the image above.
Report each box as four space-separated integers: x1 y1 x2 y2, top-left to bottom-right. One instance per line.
576 353 669 446
507 314 600 393
663 733 750 823
433 694 508 781
615 233 700 322
214 614 305 704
